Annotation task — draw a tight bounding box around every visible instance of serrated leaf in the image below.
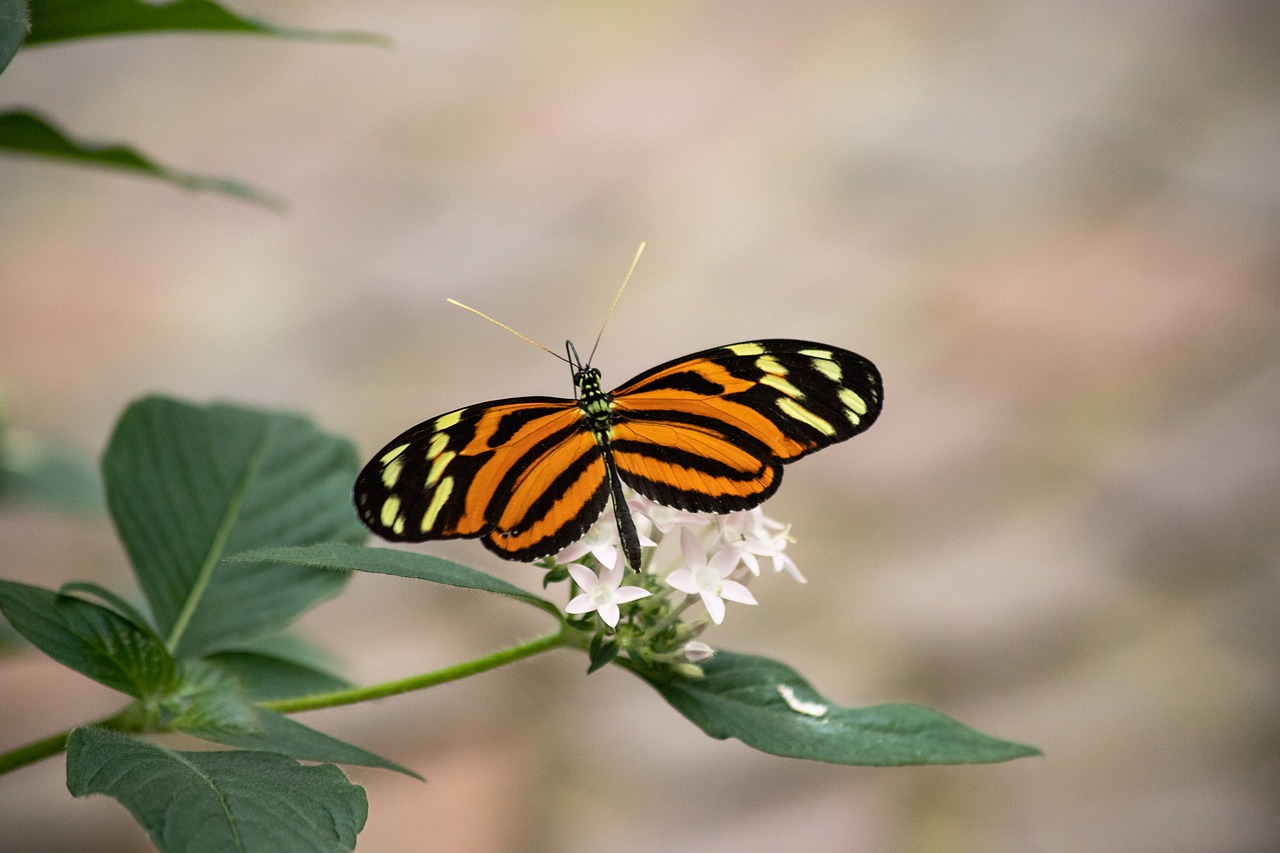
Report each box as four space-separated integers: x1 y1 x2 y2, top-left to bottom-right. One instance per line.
235 543 560 617
0 0 29 77
631 651 1041 766
23 0 387 46
206 649 351 702
0 580 174 698
188 707 420 779
103 396 366 657
0 110 283 207
66 727 367 853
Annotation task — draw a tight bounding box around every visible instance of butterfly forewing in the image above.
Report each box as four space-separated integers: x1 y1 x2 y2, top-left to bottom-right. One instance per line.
354 398 605 555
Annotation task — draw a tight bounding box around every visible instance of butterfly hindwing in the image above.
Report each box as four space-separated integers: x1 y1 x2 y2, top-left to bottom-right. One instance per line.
608 339 882 513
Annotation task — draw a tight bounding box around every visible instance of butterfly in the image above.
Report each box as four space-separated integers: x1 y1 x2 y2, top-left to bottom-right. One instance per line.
354 339 882 569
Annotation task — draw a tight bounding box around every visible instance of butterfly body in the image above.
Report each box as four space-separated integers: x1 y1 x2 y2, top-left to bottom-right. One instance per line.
354 340 883 568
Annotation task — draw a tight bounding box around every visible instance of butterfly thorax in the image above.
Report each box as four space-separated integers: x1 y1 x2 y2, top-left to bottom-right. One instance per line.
574 367 614 438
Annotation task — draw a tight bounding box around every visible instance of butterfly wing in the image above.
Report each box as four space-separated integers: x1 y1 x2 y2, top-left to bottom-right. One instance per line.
353 397 610 562
608 340 882 512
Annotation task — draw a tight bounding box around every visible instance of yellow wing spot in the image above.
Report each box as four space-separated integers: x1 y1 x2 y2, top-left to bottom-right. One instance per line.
839 388 868 421
760 373 805 399
810 357 842 383
426 431 450 459
426 450 454 486
434 410 464 431
380 495 402 529
726 342 766 356
777 397 836 435
421 477 454 533
797 347 833 359
755 355 788 375
380 443 409 465
381 457 404 489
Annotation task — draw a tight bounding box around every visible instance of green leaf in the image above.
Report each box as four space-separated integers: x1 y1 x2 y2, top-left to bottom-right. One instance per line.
631 651 1041 766
66 727 367 853
0 418 103 513
103 396 366 657
206 649 351 702
235 543 561 617
227 629 347 672
156 659 257 732
0 0 29 74
0 613 22 652
0 110 283 207
586 633 618 674
205 630 350 701
24 0 387 46
188 707 420 779
0 580 174 698
59 582 152 630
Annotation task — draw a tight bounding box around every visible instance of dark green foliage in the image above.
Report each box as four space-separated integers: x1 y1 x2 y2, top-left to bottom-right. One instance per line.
103 397 365 657
66 727 368 853
631 651 1041 765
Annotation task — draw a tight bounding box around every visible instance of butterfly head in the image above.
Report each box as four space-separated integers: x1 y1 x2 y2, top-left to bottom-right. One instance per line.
573 365 607 407
565 340 604 399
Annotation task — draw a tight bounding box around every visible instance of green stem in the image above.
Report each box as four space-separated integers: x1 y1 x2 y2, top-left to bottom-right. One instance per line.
0 710 131 776
265 628 571 714
0 629 574 776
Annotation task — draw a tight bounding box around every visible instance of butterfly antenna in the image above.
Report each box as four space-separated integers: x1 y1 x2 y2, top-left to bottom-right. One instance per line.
586 241 645 365
446 298 568 363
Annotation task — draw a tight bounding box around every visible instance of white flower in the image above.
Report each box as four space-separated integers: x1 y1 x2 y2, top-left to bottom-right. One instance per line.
717 509 805 583
663 528 756 625
564 552 651 628
556 518 621 568
628 493 710 534
556 501 654 568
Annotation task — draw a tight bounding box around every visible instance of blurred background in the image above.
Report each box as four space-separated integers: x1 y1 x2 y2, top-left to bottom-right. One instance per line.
2 1 1278 850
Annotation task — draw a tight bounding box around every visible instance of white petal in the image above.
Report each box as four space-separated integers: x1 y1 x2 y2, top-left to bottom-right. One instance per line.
556 540 591 563
567 564 599 591
717 580 758 606
564 593 596 615
613 585 651 604
679 527 706 569
708 545 744 578
597 602 621 628
590 543 619 570
664 568 699 595
774 555 806 583
701 591 727 624
597 560 621 588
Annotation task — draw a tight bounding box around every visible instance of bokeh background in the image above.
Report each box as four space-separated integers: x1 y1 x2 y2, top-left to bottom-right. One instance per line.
2 1 1278 851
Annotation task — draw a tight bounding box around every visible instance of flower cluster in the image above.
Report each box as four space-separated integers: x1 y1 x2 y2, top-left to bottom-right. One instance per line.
547 491 804 672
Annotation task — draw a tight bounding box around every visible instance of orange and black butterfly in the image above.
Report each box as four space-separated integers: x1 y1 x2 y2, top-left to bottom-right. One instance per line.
354 339 883 569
